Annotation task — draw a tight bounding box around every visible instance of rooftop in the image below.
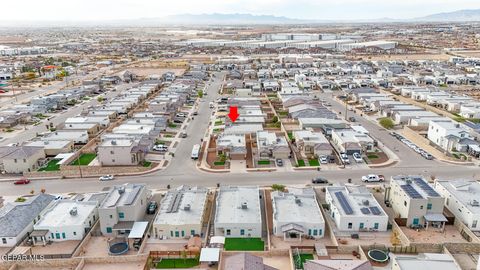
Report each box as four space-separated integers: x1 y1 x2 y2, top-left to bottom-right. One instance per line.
35 200 97 228
392 253 461 270
154 186 207 226
100 183 146 208
434 180 480 215
326 185 387 217
272 188 324 225
391 175 441 199
215 186 261 225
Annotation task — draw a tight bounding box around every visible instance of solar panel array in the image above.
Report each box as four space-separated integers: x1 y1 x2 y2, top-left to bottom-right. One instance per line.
401 184 423 199
369 206 382 215
413 177 440 197
166 192 184 213
360 207 371 214
124 186 141 205
335 191 353 215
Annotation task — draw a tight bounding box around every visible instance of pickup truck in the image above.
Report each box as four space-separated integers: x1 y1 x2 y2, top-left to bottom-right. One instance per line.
361 174 385 183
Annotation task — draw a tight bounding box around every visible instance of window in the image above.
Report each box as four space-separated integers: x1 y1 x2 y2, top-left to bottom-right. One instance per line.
359 223 364 229
110 151 114 154
420 205 424 210
23 159 26 163
226 229 231 236
313 229 318 236
404 201 407 207
50 233 54 239
472 220 478 228
14 159 17 163
374 223 379 229
73 232 77 236
348 223 353 229
240 229 245 236
55 233 60 239
118 212 125 219
109 215 113 219
112 159 115 163
62 233 66 239
175 231 179 237
413 218 419 225
427 203 432 210
190 230 195 236
106 227 112 233
170 231 173 237
318 229 322 236
308 229 312 236
2 238 6 244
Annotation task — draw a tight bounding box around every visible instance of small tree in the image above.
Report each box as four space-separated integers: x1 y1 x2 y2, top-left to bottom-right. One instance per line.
272 116 279 123
97 96 104 102
379 117 394 129
271 184 286 192
197 90 204 98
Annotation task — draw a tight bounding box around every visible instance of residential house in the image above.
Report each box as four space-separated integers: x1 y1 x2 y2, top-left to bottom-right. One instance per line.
0 146 45 173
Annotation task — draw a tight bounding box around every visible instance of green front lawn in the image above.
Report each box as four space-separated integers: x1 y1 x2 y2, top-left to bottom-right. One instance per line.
168 123 177 128
297 160 305 167
70 153 96 166
156 258 199 269
214 120 223 126
224 238 264 251
38 159 61 171
367 154 379 159
294 254 314 269
257 160 270 165
308 159 320 166
142 161 152 167
287 132 293 141
213 161 225 166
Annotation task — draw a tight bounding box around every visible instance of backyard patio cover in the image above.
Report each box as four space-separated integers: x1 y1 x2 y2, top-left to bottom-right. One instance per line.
210 236 226 245
199 248 220 262
128 221 149 239
424 213 448 222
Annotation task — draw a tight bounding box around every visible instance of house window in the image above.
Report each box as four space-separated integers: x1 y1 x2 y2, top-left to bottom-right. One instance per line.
14 159 17 163
313 229 318 236
55 233 61 239
420 205 424 210
110 151 114 154
170 231 173 237
240 229 245 236
404 201 407 207
118 212 125 219
2 238 6 244
51 233 54 239
308 229 312 235
348 223 353 229
175 231 179 237
112 159 115 163
62 233 66 239
109 215 113 219
427 203 432 210
226 229 231 236
359 223 364 229
318 229 322 236
73 232 77 236
106 227 112 233
23 159 26 163
374 223 379 229
190 230 195 236
472 220 478 228
181 231 185 237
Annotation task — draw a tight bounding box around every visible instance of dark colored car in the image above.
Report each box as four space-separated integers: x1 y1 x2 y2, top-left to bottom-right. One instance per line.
276 159 283 167
147 201 158 214
14 179 30 185
311 177 329 184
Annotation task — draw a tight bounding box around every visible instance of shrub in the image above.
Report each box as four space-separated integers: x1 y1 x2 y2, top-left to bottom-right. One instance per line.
271 184 286 192
379 117 394 129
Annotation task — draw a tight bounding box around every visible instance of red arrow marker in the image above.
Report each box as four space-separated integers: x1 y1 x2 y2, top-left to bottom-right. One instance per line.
228 106 239 122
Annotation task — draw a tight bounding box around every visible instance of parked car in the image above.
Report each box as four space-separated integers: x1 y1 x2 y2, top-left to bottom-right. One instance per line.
423 153 433 160
180 132 188 138
361 174 385 182
176 113 187 118
193 111 198 116
153 145 168 152
328 155 336 163
275 159 283 167
172 118 184 124
146 201 158 214
340 153 350 164
352 152 363 163
14 179 30 185
348 117 356 122
319 155 328 164
99 175 114 181
312 177 329 184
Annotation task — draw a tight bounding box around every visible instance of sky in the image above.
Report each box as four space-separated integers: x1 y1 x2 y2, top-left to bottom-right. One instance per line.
1 0 479 22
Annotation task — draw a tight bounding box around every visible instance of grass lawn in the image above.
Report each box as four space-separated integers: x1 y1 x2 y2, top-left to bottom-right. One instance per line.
156 258 199 268
297 160 305 167
224 238 264 251
213 128 222 133
214 120 223 126
142 161 152 167
168 123 177 128
164 134 173 138
294 254 314 269
367 154 379 159
278 111 288 116
257 160 270 165
287 132 293 141
70 153 96 166
308 159 320 166
213 161 225 166
38 159 61 171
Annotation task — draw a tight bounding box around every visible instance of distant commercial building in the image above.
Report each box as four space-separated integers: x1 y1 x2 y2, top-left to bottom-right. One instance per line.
214 186 262 238
325 186 388 232
153 186 208 239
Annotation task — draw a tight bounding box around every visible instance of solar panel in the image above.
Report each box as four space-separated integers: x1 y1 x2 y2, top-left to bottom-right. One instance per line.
369 206 382 215
413 177 440 197
360 207 371 214
124 186 141 205
166 192 184 213
401 184 423 199
335 191 353 215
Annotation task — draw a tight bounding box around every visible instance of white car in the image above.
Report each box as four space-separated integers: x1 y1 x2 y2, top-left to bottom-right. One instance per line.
319 155 328 164
153 145 168 152
176 113 187 118
340 153 350 164
99 175 114 181
361 174 385 182
353 153 363 163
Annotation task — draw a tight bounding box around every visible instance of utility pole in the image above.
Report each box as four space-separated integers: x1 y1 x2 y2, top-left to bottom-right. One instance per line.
76 151 83 178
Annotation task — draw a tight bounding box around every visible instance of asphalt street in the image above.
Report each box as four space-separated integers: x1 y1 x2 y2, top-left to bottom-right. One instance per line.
1 72 479 197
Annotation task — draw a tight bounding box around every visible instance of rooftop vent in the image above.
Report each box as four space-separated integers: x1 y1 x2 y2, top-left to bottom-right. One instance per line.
69 207 78 216
241 202 248 209
111 140 117 145
471 200 479 207
118 186 125 194
362 200 370 206
295 197 302 205
184 204 191 211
